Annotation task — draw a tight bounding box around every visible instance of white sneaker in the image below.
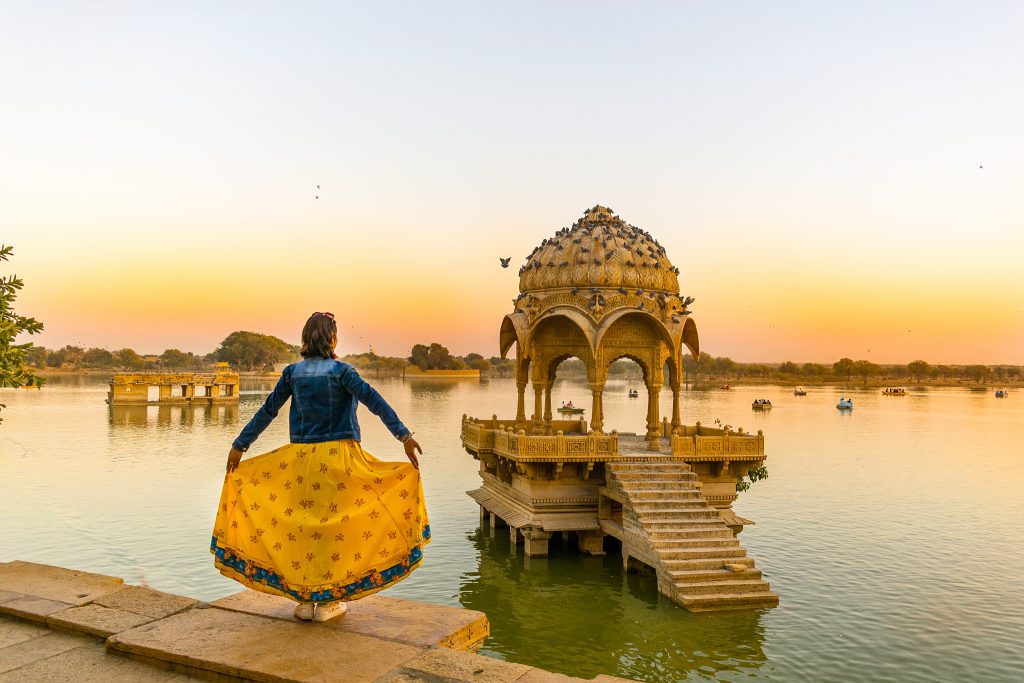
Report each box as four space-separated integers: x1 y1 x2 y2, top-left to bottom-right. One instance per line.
294 602 315 621
312 601 348 622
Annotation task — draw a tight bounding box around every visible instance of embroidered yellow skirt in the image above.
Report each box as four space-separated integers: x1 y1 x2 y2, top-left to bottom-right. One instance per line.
210 439 429 603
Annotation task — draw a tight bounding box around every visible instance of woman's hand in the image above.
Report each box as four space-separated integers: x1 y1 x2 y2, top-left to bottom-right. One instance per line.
403 437 422 469
226 447 244 473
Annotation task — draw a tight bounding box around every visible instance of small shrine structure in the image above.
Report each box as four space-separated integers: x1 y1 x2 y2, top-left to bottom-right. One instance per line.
462 206 778 611
107 362 239 405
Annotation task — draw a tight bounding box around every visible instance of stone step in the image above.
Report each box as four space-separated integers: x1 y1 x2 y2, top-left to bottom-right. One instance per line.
656 547 748 560
646 529 736 541
609 464 693 473
669 579 770 596
679 591 780 612
611 470 696 479
634 520 733 532
647 534 739 547
660 557 755 571
615 481 702 492
626 497 708 507
631 506 722 518
667 567 763 582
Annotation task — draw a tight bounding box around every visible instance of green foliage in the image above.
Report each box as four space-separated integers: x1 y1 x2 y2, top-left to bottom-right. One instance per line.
408 343 463 370
906 359 930 381
1 245 45 421
47 345 84 368
778 361 800 374
159 348 196 370
833 357 855 380
216 331 294 371
736 465 769 492
82 347 115 368
114 348 148 370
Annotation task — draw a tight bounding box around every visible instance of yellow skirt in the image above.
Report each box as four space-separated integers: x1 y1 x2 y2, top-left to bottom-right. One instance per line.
210 439 429 603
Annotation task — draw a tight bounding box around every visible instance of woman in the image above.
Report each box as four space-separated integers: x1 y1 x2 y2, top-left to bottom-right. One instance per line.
211 312 428 622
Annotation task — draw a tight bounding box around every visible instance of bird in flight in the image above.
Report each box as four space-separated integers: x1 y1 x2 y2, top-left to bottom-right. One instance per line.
979 164 984 169
500 257 511 268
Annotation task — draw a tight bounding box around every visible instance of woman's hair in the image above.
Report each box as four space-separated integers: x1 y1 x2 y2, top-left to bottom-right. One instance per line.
300 312 338 359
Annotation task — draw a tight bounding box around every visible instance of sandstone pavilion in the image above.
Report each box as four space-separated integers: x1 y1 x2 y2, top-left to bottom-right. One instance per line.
461 206 778 612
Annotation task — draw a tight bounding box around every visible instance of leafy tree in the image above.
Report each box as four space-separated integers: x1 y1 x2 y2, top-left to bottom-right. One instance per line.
114 348 148 370
464 352 484 363
1 245 45 421
906 360 931 382
966 365 991 383
778 361 799 374
215 331 294 371
469 358 491 372
833 357 855 381
852 359 881 383
26 346 48 368
159 348 194 370
82 347 115 368
46 345 84 368
802 362 828 376
408 342 463 370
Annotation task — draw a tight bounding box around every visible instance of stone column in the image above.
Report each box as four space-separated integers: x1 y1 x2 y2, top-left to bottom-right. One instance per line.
523 529 552 557
590 382 605 433
646 383 662 448
671 383 682 431
543 382 553 434
515 380 528 427
577 531 606 556
532 383 544 434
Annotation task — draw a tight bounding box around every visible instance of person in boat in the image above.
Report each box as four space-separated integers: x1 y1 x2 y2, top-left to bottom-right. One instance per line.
213 312 428 623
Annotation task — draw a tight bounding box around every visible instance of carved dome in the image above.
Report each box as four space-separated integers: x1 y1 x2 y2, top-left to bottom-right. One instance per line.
518 206 681 295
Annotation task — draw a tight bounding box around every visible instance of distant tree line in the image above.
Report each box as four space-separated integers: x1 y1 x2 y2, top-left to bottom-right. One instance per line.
406 343 514 377
27 331 301 373
681 354 1022 384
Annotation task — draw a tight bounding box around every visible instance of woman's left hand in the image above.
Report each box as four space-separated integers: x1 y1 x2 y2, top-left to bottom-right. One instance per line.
226 447 244 473
403 438 422 469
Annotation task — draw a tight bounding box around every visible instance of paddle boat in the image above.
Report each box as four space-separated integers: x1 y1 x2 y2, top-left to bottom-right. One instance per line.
836 397 853 410
628 389 639 398
720 384 731 390
995 390 1008 398
557 401 585 415
882 387 907 396
752 398 772 410
793 387 807 396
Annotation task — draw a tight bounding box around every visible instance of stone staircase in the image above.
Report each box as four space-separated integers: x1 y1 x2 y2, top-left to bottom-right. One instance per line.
603 460 778 612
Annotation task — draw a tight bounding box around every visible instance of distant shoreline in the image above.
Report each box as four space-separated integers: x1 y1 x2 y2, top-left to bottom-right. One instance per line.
30 368 1019 390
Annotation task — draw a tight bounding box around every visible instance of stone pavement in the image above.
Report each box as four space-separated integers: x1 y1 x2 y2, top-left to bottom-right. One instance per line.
1 561 633 682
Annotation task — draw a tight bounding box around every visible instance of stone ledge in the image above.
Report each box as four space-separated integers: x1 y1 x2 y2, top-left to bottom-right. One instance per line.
0 561 124 606
47 602 155 638
107 606 425 682
211 590 489 651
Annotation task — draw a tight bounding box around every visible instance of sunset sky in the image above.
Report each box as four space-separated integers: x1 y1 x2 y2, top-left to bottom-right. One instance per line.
3 2 1022 364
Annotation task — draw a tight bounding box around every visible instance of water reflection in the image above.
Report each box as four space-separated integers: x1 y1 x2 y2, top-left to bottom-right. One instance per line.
109 403 239 429
460 525 768 681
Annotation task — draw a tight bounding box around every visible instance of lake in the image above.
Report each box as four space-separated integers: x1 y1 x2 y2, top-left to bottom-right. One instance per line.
1 376 1022 681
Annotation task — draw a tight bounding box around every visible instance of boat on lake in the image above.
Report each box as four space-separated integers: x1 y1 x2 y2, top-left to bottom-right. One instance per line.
995 390 1008 398
836 397 854 410
793 387 807 396
882 387 907 396
628 389 639 398
752 398 772 410
557 402 585 415
720 384 731 390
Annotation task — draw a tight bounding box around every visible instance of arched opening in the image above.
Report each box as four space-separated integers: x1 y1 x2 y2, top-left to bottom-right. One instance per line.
525 314 593 434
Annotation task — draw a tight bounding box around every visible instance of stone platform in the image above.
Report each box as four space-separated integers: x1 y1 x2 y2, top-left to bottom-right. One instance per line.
1 561 632 682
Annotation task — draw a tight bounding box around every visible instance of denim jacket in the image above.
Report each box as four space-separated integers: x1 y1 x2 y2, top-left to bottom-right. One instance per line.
231 358 410 451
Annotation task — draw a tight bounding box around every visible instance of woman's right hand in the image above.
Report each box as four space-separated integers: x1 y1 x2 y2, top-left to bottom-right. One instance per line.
403 438 422 469
226 447 244 473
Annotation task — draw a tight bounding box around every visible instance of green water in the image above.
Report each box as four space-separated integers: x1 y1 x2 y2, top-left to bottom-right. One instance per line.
1 376 1022 681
